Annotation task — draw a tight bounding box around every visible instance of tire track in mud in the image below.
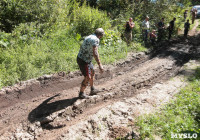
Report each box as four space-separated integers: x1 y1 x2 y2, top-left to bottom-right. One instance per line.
0 51 151 139
38 38 199 140
0 33 200 139
0 52 150 138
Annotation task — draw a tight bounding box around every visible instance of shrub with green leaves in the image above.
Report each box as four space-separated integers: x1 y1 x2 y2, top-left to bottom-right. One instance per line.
0 0 56 33
0 32 11 48
71 3 111 36
99 29 127 64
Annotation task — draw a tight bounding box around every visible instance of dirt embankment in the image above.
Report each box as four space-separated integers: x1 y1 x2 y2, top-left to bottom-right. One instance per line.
0 23 200 139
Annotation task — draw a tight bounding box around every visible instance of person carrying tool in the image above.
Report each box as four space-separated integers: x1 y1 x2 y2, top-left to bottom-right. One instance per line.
77 28 104 99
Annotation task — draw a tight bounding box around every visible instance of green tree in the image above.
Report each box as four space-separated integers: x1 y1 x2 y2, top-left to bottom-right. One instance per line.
0 0 55 33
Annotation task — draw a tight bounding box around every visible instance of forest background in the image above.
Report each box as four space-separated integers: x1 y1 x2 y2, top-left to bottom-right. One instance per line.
0 0 200 89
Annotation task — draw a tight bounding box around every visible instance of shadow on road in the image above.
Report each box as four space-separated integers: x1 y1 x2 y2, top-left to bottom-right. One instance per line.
150 35 200 67
28 94 78 130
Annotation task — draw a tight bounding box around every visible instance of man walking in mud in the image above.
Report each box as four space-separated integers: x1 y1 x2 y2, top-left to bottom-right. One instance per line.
77 28 104 99
168 17 176 40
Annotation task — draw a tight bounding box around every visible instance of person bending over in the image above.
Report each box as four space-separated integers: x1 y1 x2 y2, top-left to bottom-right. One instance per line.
77 28 105 99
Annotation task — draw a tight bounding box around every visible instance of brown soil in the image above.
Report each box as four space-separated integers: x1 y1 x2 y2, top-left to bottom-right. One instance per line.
0 20 200 140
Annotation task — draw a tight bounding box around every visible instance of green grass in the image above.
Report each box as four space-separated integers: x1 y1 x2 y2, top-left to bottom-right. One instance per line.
0 1 190 89
0 21 149 89
196 19 200 31
190 19 198 31
0 27 143 88
136 66 200 140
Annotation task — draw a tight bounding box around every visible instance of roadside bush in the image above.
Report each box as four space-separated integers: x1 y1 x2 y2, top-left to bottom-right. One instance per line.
0 32 11 48
71 3 111 36
99 29 129 64
0 24 82 88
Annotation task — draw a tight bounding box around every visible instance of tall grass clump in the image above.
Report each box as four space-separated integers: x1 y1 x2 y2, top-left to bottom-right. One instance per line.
0 24 81 88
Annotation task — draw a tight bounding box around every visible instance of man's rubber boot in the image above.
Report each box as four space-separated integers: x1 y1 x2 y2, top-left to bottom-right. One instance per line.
90 88 102 96
79 92 89 99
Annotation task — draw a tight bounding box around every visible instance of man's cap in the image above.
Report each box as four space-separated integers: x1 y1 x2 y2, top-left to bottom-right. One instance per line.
95 28 105 36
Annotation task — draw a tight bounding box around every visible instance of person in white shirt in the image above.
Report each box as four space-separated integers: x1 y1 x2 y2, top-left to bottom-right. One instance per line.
77 28 105 99
141 16 150 43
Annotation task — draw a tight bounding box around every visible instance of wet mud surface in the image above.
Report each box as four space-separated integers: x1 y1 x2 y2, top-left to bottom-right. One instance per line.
0 30 200 139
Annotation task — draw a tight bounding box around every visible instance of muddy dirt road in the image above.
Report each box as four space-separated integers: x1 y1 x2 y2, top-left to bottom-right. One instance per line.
0 24 200 139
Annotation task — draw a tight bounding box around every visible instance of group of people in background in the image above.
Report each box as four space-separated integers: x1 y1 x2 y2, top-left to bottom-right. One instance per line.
76 8 197 99
124 8 198 45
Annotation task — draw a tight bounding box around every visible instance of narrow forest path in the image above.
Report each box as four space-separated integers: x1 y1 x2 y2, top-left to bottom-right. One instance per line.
189 19 200 36
0 20 200 140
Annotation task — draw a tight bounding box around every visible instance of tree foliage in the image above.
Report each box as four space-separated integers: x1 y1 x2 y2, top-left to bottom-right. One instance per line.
0 0 56 33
